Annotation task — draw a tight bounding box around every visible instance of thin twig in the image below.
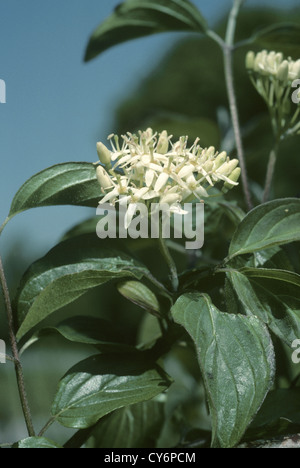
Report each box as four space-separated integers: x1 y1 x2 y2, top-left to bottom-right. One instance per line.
223 0 253 211
0 255 35 437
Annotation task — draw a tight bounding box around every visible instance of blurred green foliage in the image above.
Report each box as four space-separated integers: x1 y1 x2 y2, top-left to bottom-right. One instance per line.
114 8 300 205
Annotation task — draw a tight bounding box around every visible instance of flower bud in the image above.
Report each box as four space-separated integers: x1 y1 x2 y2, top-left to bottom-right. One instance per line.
219 159 239 176
277 60 289 82
266 51 276 69
117 280 160 313
254 53 262 73
214 152 227 169
145 128 153 138
275 52 284 66
157 130 169 154
205 146 216 158
291 60 300 80
222 168 241 193
245 51 255 70
97 142 112 167
96 166 113 190
202 160 214 172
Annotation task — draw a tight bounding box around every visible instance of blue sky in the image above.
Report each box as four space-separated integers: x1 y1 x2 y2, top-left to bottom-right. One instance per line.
0 0 299 269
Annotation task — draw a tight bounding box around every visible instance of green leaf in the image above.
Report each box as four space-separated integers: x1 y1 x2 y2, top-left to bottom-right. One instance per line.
86 399 165 448
171 293 275 448
15 234 150 340
14 437 62 448
228 199 300 260
85 0 207 61
227 269 300 346
62 217 100 241
28 316 135 353
246 388 300 441
249 23 300 56
48 316 119 345
51 353 171 429
251 246 294 271
239 267 300 288
218 201 246 226
117 280 160 313
9 162 100 218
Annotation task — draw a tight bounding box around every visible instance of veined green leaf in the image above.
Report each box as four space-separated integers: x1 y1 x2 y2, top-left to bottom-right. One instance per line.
227 268 300 346
171 293 275 448
239 267 300 288
52 353 171 429
85 0 207 61
85 400 165 448
245 388 300 441
228 199 300 260
9 162 100 218
249 23 300 56
15 234 150 340
24 316 135 354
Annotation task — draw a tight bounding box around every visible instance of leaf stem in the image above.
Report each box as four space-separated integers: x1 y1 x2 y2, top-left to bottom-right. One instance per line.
143 270 173 300
263 142 279 203
38 416 56 437
206 30 225 48
223 0 253 211
0 217 10 237
158 226 179 293
0 254 35 437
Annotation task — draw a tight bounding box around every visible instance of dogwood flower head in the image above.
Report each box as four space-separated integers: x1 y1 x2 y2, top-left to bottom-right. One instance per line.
246 50 300 137
95 129 240 215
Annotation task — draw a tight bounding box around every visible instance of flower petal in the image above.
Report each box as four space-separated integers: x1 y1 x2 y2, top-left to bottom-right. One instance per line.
145 169 155 188
155 172 169 192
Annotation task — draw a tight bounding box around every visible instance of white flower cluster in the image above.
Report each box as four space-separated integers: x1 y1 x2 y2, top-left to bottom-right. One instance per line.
246 50 300 138
246 50 300 83
95 129 240 214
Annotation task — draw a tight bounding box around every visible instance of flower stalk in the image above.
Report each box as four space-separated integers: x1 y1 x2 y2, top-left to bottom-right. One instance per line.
263 143 279 203
158 231 179 293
